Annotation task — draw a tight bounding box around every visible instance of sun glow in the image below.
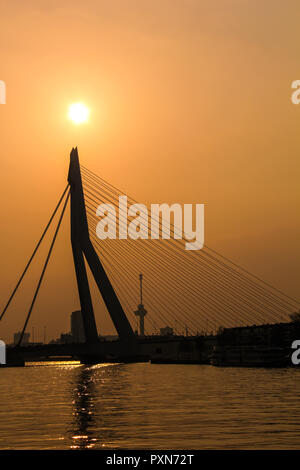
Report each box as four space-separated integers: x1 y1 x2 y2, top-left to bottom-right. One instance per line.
68 102 89 125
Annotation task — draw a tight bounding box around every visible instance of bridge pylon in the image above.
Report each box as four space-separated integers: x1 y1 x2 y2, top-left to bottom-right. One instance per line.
68 148 138 351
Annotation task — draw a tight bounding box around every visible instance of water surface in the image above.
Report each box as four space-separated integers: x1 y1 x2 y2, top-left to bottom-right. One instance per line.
0 362 299 449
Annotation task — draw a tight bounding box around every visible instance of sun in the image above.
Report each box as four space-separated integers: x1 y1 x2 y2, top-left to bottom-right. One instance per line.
68 102 90 125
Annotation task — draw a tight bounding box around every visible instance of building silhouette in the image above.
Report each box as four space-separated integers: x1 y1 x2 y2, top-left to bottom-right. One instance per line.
71 310 85 343
14 332 30 345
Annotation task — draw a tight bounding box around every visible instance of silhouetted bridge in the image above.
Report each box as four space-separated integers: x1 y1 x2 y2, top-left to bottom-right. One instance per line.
1 148 299 366
6 335 215 365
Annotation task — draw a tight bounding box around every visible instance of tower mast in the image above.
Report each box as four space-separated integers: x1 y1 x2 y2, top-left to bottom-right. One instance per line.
134 274 147 336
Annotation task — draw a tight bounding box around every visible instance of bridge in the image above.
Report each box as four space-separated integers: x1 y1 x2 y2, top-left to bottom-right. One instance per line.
1 148 299 365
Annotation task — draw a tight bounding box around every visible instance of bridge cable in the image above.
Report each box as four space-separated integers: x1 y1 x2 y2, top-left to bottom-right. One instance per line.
81 165 300 308
0 185 70 321
86 206 253 332
83 180 284 327
16 190 70 347
83 186 291 325
86 211 243 331
88 228 200 334
81 171 297 324
82 169 297 313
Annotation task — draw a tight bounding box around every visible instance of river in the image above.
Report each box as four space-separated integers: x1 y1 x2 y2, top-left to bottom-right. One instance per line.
0 362 299 449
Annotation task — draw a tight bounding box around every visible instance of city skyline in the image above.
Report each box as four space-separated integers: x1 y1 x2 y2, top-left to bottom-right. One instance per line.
1 0 299 343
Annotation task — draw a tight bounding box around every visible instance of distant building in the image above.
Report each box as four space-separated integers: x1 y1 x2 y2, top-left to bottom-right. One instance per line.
13 332 30 345
59 333 73 344
50 333 73 344
99 335 118 341
160 326 174 336
71 310 85 343
49 311 86 344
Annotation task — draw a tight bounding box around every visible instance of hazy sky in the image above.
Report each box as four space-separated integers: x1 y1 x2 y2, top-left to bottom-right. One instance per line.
0 0 299 342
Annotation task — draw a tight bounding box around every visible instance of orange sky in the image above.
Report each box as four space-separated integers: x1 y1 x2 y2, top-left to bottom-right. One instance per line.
0 0 299 342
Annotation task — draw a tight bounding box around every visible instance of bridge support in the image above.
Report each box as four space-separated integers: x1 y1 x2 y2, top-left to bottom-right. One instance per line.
68 148 138 353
